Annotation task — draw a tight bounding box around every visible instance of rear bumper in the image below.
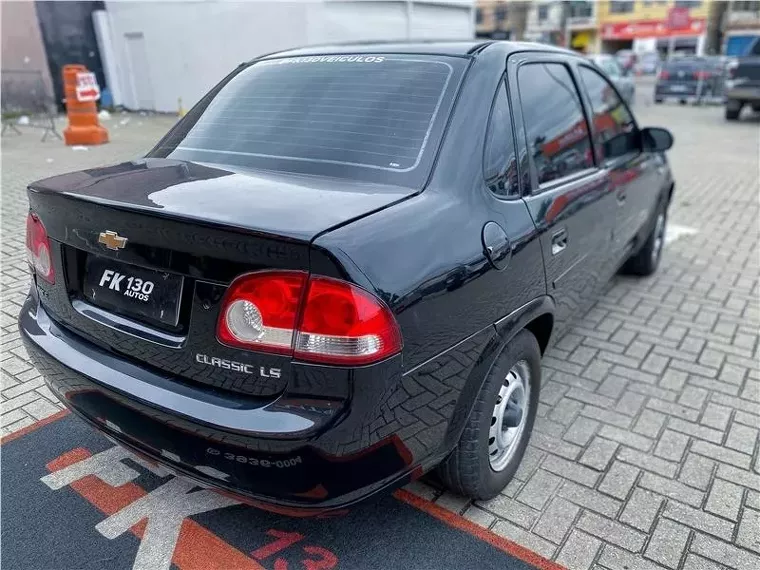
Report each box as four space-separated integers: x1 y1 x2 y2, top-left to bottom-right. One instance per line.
19 288 458 514
655 83 700 98
725 86 760 103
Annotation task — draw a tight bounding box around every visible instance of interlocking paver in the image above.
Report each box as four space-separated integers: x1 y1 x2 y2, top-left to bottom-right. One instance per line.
645 519 690 569
533 497 579 544
690 440 753 470
3 87 759 570
639 473 704 508
735 508 760 554
558 481 621 519
580 437 619 471
476 494 540 528
654 430 690 462
598 461 639 501
462 505 495 529
663 501 734 542
577 512 646 552
620 488 665 533
556 530 602 570
690 533 760 570
678 453 715 491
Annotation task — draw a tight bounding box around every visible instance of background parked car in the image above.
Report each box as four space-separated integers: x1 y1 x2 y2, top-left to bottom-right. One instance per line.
724 36 760 120
615 49 637 75
635 51 661 75
654 57 724 104
589 54 636 105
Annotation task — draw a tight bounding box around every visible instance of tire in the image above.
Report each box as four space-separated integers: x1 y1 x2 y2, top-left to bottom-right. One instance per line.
436 330 541 500
623 200 667 277
725 107 741 120
726 100 742 120
654 98 663 104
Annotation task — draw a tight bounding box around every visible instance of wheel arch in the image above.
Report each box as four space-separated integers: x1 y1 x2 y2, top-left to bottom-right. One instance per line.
438 296 555 456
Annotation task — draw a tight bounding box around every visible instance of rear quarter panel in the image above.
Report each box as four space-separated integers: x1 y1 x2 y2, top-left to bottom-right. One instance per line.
312 47 547 373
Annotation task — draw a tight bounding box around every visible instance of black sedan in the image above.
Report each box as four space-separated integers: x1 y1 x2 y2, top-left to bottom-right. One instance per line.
20 41 674 514
655 57 725 104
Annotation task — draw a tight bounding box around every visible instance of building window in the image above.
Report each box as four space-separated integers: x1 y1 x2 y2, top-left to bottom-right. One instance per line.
494 4 508 23
610 1 634 13
476 7 483 24
568 1 593 18
733 1 760 11
538 5 549 21
675 1 702 8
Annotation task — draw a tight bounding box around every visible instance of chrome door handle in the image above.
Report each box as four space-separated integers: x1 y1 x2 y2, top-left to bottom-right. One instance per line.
551 229 568 255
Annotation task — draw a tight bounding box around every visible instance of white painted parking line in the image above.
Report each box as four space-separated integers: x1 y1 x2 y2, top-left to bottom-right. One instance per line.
665 223 698 244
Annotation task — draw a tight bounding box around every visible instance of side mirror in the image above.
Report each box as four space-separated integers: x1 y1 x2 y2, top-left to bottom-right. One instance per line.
641 127 674 152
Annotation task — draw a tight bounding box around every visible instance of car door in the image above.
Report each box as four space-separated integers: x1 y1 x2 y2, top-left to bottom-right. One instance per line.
507 54 617 333
575 63 662 267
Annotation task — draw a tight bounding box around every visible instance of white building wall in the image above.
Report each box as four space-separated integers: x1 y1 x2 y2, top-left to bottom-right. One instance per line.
524 0 564 41
104 0 473 112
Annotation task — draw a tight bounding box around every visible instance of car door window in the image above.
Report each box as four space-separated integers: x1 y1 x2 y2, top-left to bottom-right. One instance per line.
518 63 594 187
578 66 638 163
602 58 621 78
484 81 518 197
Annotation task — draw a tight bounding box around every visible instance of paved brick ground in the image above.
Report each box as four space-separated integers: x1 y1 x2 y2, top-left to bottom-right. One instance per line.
2 97 758 570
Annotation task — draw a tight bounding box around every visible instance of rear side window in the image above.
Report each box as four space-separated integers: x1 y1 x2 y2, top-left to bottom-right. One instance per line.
579 66 638 162
598 58 622 78
484 81 518 197
150 54 467 187
518 63 593 187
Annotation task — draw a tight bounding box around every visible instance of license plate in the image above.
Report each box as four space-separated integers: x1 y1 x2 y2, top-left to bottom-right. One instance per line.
669 85 688 92
83 256 184 326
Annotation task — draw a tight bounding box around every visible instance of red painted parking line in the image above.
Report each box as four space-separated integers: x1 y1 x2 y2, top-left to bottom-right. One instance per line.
394 489 566 570
46 447 264 570
7 410 564 570
0 409 70 445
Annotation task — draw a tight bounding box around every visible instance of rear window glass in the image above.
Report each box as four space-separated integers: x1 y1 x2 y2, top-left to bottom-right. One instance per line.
150 54 466 187
664 60 702 71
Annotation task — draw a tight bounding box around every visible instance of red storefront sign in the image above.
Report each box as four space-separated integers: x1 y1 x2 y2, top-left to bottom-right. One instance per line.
601 17 705 39
667 6 690 30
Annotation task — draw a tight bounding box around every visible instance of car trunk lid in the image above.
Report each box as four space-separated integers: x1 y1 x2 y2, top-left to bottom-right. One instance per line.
28 158 414 397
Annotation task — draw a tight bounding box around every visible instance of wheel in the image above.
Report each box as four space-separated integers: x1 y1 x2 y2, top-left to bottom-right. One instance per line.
654 98 663 104
725 107 741 120
436 330 541 500
623 201 667 276
726 100 742 120
679 99 687 105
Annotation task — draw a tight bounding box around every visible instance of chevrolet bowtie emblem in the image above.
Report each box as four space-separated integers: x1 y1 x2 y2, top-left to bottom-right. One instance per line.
98 231 128 250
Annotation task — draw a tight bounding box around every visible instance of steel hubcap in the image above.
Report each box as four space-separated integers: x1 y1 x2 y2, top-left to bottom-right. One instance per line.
489 361 530 472
652 213 666 264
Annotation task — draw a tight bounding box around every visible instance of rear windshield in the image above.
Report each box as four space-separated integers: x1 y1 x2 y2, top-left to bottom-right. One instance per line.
664 59 702 71
149 54 467 187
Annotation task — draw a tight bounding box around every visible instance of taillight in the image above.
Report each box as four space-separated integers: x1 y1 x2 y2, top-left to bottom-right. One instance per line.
294 276 402 365
26 213 55 284
217 271 402 366
217 271 306 355
694 71 711 80
659 70 670 80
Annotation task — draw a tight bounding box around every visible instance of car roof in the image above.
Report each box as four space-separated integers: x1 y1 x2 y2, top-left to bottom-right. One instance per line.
255 40 575 61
